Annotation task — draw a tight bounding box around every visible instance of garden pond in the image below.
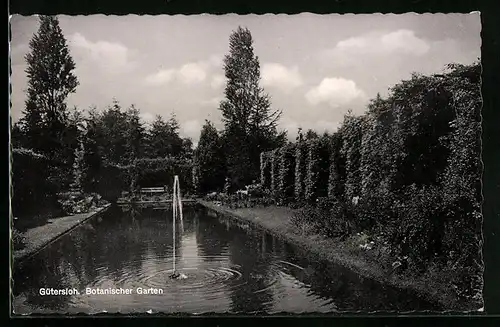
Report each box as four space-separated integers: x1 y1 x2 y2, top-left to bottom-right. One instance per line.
12 205 443 314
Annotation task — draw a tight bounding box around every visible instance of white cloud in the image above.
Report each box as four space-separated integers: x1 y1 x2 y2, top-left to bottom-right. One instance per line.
379 30 431 55
305 77 365 107
200 97 222 107
320 29 432 67
144 56 222 87
178 62 207 84
315 120 341 132
181 119 202 140
335 29 430 56
280 119 300 138
261 63 303 92
139 112 156 123
69 33 132 72
144 69 175 86
139 112 157 129
210 74 226 89
208 54 223 68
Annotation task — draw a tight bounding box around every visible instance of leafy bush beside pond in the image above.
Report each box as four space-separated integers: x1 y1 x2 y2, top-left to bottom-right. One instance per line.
57 192 108 216
203 181 275 209
291 197 355 239
12 227 27 251
11 148 65 228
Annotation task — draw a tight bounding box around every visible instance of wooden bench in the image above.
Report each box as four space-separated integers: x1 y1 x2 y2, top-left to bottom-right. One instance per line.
140 187 167 197
121 187 166 197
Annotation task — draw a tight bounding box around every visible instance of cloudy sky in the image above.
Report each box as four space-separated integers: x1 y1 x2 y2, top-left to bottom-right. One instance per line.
10 13 481 143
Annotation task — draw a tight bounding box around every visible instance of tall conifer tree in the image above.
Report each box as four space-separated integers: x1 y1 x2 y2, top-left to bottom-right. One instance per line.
20 15 79 158
219 26 284 188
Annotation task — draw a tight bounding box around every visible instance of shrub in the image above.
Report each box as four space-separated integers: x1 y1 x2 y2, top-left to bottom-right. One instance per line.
58 192 107 216
205 192 221 201
290 205 318 235
291 197 355 239
389 185 445 271
317 197 355 238
247 182 265 198
12 227 26 251
352 190 397 233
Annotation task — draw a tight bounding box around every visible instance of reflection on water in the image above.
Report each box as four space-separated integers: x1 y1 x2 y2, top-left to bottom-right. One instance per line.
12 205 442 314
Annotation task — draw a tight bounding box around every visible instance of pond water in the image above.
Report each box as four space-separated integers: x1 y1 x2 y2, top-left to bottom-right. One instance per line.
12 205 442 314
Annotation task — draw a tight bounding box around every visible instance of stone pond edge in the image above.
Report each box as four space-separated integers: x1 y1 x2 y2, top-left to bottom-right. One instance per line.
12 203 112 264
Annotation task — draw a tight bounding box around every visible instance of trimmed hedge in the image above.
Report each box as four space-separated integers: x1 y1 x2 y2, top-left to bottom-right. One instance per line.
304 139 319 202
269 149 279 196
260 151 271 189
317 136 331 199
192 164 200 195
294 140 307 202
340 115 366 201
277 143 296 203
262 137 330 204
327 133 345 200
303 137 331 203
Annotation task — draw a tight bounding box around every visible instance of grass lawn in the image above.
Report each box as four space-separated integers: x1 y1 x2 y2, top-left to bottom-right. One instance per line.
200 201 469 311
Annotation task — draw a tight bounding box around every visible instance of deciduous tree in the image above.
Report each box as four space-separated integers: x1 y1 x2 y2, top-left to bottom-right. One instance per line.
194 120 226 193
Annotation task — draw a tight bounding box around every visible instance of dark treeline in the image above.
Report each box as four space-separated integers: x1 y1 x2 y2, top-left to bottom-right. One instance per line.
13 100 194 215
11 18 283 223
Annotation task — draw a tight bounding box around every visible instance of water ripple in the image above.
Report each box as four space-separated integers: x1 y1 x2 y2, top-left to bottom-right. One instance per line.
13 207 444 314
85 256 310 301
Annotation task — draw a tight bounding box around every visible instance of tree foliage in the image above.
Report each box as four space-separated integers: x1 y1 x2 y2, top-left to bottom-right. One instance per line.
219 26 284 189
11 148 63 222
340 112 366 201
277 143 296 203
78 102 194 197
193 120 226 194
294 128 307 202
19 15 78 160
145 113 185 159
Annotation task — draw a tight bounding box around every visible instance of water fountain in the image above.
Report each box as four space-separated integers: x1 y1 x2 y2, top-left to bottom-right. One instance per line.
170 175 187 280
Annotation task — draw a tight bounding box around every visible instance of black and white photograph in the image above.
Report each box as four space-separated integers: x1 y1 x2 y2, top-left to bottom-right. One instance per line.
10 13 483 314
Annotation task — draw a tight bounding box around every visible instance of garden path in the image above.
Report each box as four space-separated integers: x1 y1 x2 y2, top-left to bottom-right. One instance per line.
13 204 111 262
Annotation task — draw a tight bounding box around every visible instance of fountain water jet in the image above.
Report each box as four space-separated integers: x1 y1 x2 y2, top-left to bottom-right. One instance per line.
170 175 187 280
